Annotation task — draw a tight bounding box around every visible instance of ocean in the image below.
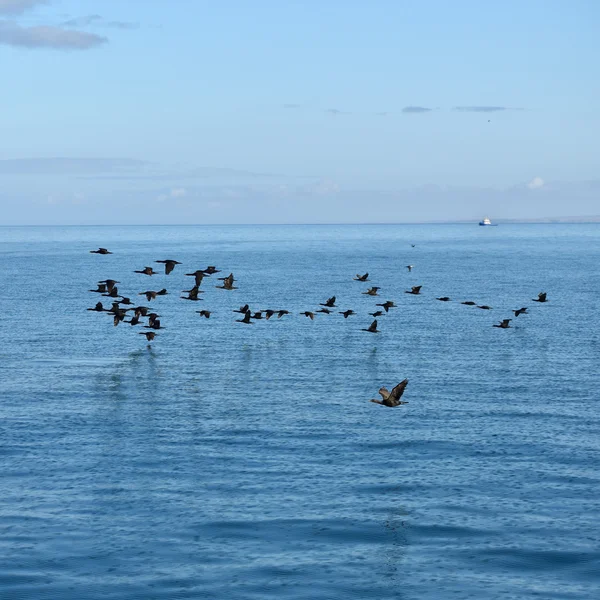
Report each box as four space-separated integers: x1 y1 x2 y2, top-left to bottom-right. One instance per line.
1 224 599 599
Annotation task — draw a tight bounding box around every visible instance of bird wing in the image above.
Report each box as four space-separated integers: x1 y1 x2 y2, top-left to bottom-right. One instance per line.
369 320 377 332
165 262 175 275
390 379 409 401
378 387 390 400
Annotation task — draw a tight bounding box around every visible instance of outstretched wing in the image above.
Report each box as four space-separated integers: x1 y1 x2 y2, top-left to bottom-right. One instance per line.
390 379 409 401
378 387 390 400
165 262 175 275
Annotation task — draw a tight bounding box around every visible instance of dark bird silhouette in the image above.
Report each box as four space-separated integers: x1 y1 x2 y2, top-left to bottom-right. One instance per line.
156 289 168 296
217 272 235 281
98 279 119 292
102 287 119 298
301 311 315 320
478 305 492 310
126 314 141 326
370 310 384 317
87 302 105 312
144 319 164 330
134 266 157 276
493 319 512 329
90 247 112 254
203 266 220 275
533 292 547 303
118 296 133 305
185 270 206 287
236 311 253 324
181 286 201 301
113 312 127 327
196 310 211 318
156 259 181 275
277 310 289 318
411 244 416 248
362 287 380 296
216 274 237 290
263 309 276 320
436 297 451 302
406 265 413 272
370 379 409 407
134 306 150 318
140 290 158 301
89 283 107 293
139 331 156 341
461 301 477 306
405 286 422 295
513 307 528 317
361 319 379 333
251 311 263 320
339 309 355 318
233 304 250 314
147 313 160 328
376 300 395 312
320 296 336 307
316 307 332 314
354 273 369 281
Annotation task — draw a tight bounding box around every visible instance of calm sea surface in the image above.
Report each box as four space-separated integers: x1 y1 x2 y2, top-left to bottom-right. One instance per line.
1 224 599 599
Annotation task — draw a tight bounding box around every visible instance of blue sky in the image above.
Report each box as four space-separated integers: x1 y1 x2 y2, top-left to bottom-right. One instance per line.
1 0 599 223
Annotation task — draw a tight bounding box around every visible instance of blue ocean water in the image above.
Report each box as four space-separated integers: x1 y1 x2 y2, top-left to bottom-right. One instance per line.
1 224 599 599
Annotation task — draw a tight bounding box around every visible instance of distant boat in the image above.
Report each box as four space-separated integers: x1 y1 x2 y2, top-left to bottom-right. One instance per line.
479 217 497 226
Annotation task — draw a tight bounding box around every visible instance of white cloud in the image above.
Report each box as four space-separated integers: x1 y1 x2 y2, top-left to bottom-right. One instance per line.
527 176 544 190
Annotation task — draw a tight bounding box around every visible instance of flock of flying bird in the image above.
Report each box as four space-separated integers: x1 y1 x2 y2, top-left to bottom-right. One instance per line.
87 246 549 406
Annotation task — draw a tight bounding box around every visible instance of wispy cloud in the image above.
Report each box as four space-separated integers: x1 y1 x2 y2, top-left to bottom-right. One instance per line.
0 20 106 49
62 14 138 30
0 0 46 15
402 106 432 114
454 106 509 112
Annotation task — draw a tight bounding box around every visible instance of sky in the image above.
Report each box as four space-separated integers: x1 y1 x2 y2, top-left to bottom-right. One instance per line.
1 0 599 224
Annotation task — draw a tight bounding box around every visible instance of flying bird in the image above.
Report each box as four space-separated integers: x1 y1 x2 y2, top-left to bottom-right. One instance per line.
362 287 380 296
316 307 332 314
90 247 112 254
354 273 369 281
301 311 315 320
478 305 492 310
216 274 237 290
406 265 413 272
89 283 107 294
513 307 528 317
339 309 355 318
461 301 476 306
196 310 211 318
236 311 253 324
320 296 336 307
436 297 451 302
405 286 422 295
139 331 156 341
370 310 384 317
181 286 202 301
134 266 157 276
493 319 512 329
361 319 379 333
370 379 409 407
233 304 250 314
185 270 206 286
375 300 395 312
533 292 547 303
87 302 105 312
98 279 119 292
156 259 182 275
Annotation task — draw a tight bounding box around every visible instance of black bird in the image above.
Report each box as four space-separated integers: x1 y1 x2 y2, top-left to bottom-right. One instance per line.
316 307 332 314
406 265 413 272
533 292 547 303
362 287 380 296
301 311 315 320
87 302 105 312
250 311 263 320
370 379 409 407
436 297 451 302
370 310 384 317
361 319 379 333
156 288 168 296
263 310 276 320
411 244 416 248
461 301 477 306
376 300 395 312
196 310 211 318
236 311 253 324
113 312 127 326
102 287 119 298
405 286 422 295
203 266 220 275
181 286 201 301
156 259 181 275
139 290 157 301
126 314 141 326
216 274 237 290
134 266 157 276
513 307 528 317
144 319 164 330
339 309 355 318
139 331 156 341
185 270 206 287
233 304 250 314
90 247 112 254
354 273 369 281
277 310 289 318
89 283 107 293
320 296 336 307
134 306 150 318
493 319 512 329
478 305 492 310
98 279 119 292
118 296 133 305
147 313 160 328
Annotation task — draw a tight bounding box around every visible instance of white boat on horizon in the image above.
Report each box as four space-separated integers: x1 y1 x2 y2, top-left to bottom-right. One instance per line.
479 217 497 226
